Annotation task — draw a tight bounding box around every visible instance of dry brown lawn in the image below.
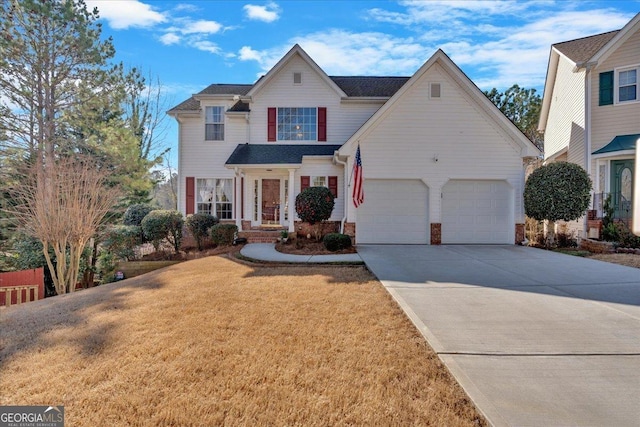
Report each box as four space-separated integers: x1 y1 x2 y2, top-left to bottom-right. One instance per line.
0 255 486 426
587 253 640 269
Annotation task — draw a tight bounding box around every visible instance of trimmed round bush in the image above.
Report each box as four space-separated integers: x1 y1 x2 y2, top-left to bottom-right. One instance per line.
323 233 352 252
102 225 142 260
141 210 184 253
186 213 219 250
295 186 335 225
123 204 154 226
210 224 238 246
524 162 592 222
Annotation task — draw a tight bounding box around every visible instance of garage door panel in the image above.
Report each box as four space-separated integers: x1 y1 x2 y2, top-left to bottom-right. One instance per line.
442 180 513 244
357 179 428 244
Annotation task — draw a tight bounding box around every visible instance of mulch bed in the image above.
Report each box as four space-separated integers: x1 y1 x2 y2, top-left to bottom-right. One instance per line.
275 238 357 255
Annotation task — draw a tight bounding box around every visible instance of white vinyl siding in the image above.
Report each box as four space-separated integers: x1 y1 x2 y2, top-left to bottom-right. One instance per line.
348 61 526 232
591 28 640 158
250 55 382 144
544 54 586 167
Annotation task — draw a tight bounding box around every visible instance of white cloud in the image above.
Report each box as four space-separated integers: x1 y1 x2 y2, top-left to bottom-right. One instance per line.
244 2 280 23
192 40 221 54
178 20 223 35
239 30 425 77
86 0 166 29
160 33 181 45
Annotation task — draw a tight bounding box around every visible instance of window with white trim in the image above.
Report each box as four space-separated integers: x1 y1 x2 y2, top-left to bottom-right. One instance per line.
205 106 224 140
196 178 233 219
278 107 316 141
617 67 637 103
312 176 326 187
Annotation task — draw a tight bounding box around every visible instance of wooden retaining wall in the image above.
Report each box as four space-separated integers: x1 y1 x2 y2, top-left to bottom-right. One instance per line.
0 268 45 307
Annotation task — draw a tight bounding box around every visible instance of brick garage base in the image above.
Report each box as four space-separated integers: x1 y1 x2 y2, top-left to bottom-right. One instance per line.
430 223 441 245
515 223 525 244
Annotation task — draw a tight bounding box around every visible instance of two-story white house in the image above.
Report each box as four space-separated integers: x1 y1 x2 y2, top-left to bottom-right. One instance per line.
539 12 640 237
169 45 539 244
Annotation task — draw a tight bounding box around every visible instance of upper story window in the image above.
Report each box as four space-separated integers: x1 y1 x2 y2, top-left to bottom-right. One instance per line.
205 106 224 141
599 67 639 106
618 68 637 103
278 107 316 140
267 107 326 142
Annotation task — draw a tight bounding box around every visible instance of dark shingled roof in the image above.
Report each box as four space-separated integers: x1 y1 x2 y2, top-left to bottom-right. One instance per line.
228 100 250 112
554 30 619 64
592 134 640 155
329 76 410 97
226 144 342 165
169 77 411 113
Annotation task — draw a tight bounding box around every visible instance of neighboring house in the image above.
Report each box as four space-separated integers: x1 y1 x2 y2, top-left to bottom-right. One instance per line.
168 45 539 245
539 12 640 237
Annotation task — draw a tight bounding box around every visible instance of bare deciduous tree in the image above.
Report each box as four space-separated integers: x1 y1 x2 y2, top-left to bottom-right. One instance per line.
10 157 121 294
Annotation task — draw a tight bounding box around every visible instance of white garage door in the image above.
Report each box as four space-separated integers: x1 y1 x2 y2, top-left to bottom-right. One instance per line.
441 180 513 244
357 179 429 244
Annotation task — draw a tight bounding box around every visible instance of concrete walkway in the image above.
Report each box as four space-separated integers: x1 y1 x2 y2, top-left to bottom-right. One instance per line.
240 243 363 263
358 245 640 427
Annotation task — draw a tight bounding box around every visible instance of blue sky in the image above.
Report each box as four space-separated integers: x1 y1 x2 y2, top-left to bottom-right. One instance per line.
85 0 639 169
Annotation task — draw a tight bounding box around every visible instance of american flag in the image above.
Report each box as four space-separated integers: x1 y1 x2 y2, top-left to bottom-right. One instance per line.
352 144 364 207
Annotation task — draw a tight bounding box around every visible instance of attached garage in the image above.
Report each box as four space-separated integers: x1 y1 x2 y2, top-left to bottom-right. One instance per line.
441 180 514 244
356 179 429 244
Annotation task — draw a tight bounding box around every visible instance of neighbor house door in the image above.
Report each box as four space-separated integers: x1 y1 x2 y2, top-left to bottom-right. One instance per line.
261 179 281 225
610 159 634 220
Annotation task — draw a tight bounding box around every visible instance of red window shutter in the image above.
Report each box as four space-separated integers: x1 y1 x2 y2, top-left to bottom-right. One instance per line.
301 176 310 191
328 176 338 198
267 107 277 141
186 177 195 215
318 107 327 141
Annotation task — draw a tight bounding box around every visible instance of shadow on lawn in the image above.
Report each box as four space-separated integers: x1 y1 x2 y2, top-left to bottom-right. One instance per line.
0 267 173 365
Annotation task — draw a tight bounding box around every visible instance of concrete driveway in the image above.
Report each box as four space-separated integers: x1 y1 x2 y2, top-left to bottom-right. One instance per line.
358 245 640 427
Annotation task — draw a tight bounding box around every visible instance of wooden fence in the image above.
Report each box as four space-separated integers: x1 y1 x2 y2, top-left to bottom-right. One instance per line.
0 268 45 307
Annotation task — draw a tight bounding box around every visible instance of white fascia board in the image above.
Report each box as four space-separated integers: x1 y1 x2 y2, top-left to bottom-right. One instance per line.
592 149 636 160
588 13 640 67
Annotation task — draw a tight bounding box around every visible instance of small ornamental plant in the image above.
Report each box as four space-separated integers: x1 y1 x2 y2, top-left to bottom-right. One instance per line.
186 213 219 250
295 187 335 224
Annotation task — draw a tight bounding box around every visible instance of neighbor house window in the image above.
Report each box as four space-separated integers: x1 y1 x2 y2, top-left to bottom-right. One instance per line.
617 68 637 103
197 178 233 219
205 106 224 140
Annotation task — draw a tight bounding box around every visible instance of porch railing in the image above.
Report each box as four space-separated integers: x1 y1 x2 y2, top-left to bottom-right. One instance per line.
591 192 633 223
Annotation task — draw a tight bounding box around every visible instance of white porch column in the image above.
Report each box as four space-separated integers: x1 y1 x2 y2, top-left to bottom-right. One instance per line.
288 168 296 233
234 168 242 231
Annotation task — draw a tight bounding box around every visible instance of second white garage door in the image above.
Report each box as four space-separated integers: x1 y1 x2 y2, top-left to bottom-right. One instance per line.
356 179 429 244
441 180 513 244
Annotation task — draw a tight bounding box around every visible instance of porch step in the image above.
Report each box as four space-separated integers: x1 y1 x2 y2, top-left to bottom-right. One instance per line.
238 229 288 244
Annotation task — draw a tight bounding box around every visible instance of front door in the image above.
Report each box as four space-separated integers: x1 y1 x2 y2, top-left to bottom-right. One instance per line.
261 179 280 225
610 159 634 220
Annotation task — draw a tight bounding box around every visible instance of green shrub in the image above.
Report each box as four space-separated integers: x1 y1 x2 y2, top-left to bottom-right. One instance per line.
210 224 237 246
97 251 117 284
186 213 219 250
102 225 141 260
123 204 154 227
323 233 352 252
524 162 592 222
295 187 335 225
141 210 184 253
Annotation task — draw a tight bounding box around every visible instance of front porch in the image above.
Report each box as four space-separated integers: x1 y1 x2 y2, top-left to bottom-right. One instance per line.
587 191 634 238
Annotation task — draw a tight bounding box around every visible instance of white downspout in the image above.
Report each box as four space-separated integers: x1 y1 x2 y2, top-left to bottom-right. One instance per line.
333 151 349 234
584 66 593 237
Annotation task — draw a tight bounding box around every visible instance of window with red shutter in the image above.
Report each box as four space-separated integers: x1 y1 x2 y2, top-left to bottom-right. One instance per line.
267 107 276 141
328 176 337 198
186 177 195 215
318 107 327 141
301 176 310 191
